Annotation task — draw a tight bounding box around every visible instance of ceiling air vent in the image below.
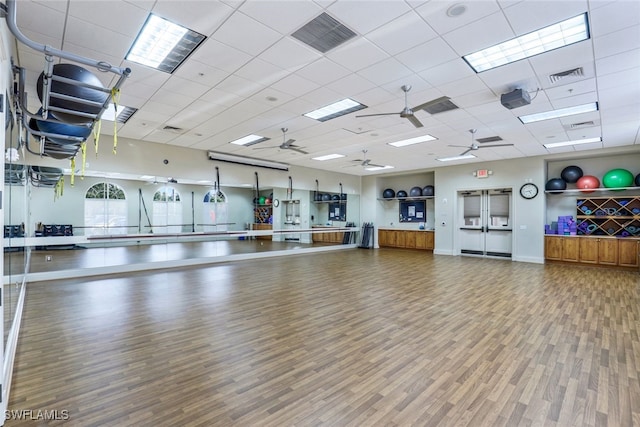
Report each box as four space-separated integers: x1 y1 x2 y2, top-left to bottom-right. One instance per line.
292 12 356 53
570 121 595 128
116 106 137 123
548 67 584 84
476 136 503 143
420 96 459 115
162 125 184 134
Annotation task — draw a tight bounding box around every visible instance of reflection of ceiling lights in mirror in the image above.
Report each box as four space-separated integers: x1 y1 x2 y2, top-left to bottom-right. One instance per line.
518 102 598 124
304 98 367 122
312 154 345 161
463 13 589 73
126 14 206 74
388 134 437 147
365 165 394 171
543 137 602 149
229 134 270 146
436 154 476 162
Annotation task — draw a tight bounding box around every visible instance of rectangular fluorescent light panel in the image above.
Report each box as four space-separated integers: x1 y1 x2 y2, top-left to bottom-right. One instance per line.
127 14 206 74
312 154 345 161
101 104 137 123
436 154 476 162
365 165 394 171
543 137 602 149
463 13 589 73
388 134 437 147
518 102 598 124
229 134 270 146
304 98 367 122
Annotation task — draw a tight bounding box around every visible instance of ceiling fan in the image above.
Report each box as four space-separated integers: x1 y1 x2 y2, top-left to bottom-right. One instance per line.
355 85 444 128
349 149 385 168
253 128 308 154
449 129 514 156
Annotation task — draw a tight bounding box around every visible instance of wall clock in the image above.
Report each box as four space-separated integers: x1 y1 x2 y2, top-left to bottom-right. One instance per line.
273 199 280 207
519 183 538 199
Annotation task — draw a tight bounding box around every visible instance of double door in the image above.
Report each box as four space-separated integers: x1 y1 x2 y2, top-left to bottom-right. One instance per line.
459 189 512 258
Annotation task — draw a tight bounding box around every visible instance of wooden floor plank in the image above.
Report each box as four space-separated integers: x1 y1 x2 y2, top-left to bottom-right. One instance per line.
5 247 640 426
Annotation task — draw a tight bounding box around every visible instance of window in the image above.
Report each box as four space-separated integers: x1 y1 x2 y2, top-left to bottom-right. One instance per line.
84 182 127 236
203 190 228 232
153 186 182 233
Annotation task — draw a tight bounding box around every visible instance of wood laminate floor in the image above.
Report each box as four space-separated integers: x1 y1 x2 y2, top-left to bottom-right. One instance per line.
6 249 640 426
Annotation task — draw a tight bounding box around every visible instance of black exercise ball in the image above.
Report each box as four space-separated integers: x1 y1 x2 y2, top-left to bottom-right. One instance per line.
331 194 340 201
545 178 567 192
37 64 109 124
560 165 583 184
422 185 434 197
321 193 331 201
396 190 408 198
382 188 395 199
636 173 640 187
341 193 347 200
409 186 422 197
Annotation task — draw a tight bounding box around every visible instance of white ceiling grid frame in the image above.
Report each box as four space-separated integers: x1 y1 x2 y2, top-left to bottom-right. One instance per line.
294 57 353 86
188 38 253 73
364 10 439 56
67 0 149 38
356 57 414 86
238 0 324 35
258 38 323 72
150 0 236 36
416 1 502 35
211 11 282 56
326 0 412 35
325 37 390 73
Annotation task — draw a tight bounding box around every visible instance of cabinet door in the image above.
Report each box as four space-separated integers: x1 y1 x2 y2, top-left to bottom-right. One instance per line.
378 230 387 247
562 238 579 262
415 232 426 249
597 239 618 265
618 239 639 267
544 236 563 261
425 232 434 250
579 238 599 264
405 231 416 248
395 231 406 248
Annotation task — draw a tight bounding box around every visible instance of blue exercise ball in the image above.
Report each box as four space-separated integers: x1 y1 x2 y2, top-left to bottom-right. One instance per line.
321 193 331 201
396 190 408 198
34 108 92 145
37 64 109 124
422 185 434 197
409 186 423 197
560 165 583 184
382 188 395 199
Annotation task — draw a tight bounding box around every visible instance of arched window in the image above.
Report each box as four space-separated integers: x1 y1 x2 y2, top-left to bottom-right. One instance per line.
203 189 228 232
153 186 182 233
84 182 127 236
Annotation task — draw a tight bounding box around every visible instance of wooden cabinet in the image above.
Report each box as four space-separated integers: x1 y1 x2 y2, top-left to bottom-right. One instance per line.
253 223 272 240
311 226 345 244
618 239 639 268
378 229 434 251
545 235 639 270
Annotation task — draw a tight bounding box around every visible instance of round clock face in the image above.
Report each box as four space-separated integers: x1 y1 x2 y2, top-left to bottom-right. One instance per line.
273 199 280 207
519 183 538 199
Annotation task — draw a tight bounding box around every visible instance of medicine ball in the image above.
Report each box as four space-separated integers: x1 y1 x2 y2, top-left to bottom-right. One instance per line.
545 178 567 192
396 190 408 198
422 185 434 197
409 186 422 197
382 188 395 199
37 64 109 124
560 165 583 184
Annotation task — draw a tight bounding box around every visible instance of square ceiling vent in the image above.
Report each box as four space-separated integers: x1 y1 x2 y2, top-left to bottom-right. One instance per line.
548 67 584 84
292 13 356 53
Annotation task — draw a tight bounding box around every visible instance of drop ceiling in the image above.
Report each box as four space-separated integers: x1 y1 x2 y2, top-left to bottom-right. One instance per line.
11 0 640 176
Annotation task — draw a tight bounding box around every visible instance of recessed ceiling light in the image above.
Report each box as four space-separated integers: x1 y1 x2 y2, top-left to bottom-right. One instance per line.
101 104 137 123
312 154 345 161
436 154 476 162
447 4 467 17
463 13 589 73
388 134 438 147
543 137 602 149
229 134 270 146
518 102 598 124
303 98 367 122
126 14 206 74
365 165 394 171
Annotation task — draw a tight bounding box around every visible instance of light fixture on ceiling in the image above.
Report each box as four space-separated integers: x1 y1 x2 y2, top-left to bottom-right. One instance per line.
365 165 394 171
543 137 602 149
312 154 346 161
463 13 589 73
518 102 598 124
303 98 367 122
207 151 289 171
436 154 476 162
229 134 270 146
388 134 438 147
126 14 206 74
446 4 467 17
100 104 138 123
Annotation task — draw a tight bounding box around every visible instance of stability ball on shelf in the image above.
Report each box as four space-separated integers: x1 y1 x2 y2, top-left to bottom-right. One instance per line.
382 188 395 199
34 108 92 145
322 193 332 201
576 175 600 193
602 168 634 190
396 190 408 198
37 64 109 125
560 165 583 183
545 178 567 192
331 194 340 201
409 186 423 197
258 196 266 205
635 173 640 187
422 185 434 197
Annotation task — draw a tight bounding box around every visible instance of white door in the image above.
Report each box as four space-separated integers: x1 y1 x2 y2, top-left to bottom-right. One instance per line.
459 189 512 258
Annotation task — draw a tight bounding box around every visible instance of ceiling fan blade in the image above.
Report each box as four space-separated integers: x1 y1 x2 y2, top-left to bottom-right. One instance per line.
289 147 308 155
479 143 514 148
406 115 423 128
285 138 296 145
459 148 473 156
448 144 470 148
366 163 386 168
253 146 276 150
356 112 400 118
412 96 451 112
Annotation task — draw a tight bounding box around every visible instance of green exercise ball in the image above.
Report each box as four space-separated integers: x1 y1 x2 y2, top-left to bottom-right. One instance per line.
602 168 634 189
258 196 266 205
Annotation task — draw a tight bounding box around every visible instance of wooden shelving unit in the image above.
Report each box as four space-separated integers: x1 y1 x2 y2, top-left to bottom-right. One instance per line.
576 196 640 237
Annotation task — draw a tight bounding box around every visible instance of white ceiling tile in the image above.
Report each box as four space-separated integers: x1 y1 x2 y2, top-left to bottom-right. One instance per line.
418 59 476 87
596 66 640 92
198 87 242 107
171 60 229 87
502 1 588 34
189 39 252 73
475 60 538 94
67 1 148 38
395 38 459 73
442 12 514 56
326 38 389 72
327 1 411 35
593 25 640 59
151 0 235 36
365 11 437 56
15 2 65 40
214 74 265 98
356 58 413 86
439 77 492 100
589 0 640 37
415 1 501 35
160 76 212 100
595 49 640 76
528 41 594 78
270 74 320 98
239 1 323 35
259 38 322 72
295 58 352 86
233 58 289 88
325 74 377 98
211 12 282 56
544 78 596 101
64 16 133 60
